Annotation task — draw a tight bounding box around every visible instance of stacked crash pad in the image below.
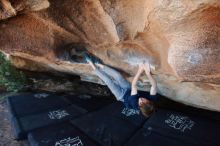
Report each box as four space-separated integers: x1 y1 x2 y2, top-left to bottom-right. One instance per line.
7 92 113 140
71 102 147 146
6 92 220 146
63 94 114 111
28 101 147 146
7 92 87 139
125 109 220 146
28 122 99 146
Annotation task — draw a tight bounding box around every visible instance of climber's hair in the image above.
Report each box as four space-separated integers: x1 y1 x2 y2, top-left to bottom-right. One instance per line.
139 101 155 118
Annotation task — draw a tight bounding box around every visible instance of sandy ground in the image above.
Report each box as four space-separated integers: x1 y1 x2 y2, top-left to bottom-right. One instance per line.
0 99 28 146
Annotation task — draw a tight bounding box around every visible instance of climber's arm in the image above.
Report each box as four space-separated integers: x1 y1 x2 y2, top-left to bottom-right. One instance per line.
143 62 157 95
131 65 144 95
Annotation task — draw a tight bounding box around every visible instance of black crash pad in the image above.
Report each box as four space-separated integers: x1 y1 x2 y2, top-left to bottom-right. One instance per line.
71 110 138 146
102 102 146 127
125 109 220 146
7 92 70 117
125 128 195 146
63 94 114 112
28 122 98 146
11 105 87 140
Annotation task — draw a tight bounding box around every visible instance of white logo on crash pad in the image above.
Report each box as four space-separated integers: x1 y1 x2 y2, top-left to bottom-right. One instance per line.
121 108 140 117
48 110 70 120
34 93 49 99
165 114 195 132
55 136 83 146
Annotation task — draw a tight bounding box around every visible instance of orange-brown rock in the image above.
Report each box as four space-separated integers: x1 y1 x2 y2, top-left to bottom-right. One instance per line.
0 0 220 111
0 0 49 20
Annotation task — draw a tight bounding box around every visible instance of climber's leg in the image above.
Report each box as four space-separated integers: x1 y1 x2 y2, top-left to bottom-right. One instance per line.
85 52 127 101
97 64 131 89
94 68 126 101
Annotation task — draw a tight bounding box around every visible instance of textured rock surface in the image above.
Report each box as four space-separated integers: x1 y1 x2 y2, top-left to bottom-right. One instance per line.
0 0 49 20
0 0 220 111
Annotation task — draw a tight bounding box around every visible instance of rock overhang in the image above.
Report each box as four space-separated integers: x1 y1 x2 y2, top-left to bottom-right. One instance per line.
0 0 220 111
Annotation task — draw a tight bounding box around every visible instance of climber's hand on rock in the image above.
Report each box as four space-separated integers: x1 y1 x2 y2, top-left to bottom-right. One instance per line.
143 62 151 75
138 63 144 73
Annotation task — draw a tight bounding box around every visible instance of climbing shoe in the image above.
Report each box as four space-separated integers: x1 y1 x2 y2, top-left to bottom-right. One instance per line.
84 52 102 64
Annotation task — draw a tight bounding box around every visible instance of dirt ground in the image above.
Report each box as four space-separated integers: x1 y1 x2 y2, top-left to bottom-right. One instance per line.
0 98 28 146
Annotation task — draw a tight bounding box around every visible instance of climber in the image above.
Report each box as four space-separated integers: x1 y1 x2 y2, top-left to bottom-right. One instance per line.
85 53 157 117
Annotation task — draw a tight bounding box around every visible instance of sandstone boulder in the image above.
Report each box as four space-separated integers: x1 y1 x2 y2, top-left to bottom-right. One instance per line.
0 0 220 111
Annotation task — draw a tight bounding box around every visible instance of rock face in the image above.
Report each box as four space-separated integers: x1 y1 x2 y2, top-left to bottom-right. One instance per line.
0 0 220 111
